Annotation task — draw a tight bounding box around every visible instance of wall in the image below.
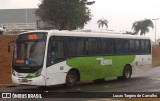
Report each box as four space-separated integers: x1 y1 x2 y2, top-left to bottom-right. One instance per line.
152 45 160 66
0 35 16 84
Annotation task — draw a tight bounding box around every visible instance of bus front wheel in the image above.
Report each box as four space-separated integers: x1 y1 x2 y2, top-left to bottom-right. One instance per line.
65 71 77 87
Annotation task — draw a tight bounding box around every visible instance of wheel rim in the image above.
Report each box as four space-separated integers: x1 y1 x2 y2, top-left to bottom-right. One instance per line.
66 74 75 86
125 68 131 79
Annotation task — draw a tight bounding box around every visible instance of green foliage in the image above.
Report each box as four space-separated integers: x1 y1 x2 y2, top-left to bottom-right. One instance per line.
132 19 154 36
36 0 95 30
97 18 108 30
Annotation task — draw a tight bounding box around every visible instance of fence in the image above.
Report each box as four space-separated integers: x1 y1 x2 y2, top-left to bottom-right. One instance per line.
3 23 37 34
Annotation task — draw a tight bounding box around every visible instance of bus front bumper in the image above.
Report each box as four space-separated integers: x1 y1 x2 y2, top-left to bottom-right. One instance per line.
12 74 46 86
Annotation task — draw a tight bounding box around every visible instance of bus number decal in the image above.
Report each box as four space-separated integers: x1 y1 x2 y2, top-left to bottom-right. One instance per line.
96 58 112 66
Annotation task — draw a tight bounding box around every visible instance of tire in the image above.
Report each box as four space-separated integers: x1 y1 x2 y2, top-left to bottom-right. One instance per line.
117 65 132 80
65 71 77 87
122 65 132 80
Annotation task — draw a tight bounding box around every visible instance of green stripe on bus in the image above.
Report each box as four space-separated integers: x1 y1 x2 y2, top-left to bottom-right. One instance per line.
26 72 38 78
66 55 135 81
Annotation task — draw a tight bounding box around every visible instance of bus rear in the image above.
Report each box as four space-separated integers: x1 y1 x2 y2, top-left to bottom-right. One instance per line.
11 32 47 86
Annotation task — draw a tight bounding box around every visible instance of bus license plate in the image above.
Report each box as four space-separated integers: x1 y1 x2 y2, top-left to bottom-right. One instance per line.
21 78 28 82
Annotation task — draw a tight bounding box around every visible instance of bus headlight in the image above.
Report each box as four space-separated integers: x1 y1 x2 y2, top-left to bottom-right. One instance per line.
12 69 16 76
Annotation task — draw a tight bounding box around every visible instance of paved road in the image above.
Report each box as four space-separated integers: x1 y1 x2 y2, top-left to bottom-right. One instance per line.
1 66 160 100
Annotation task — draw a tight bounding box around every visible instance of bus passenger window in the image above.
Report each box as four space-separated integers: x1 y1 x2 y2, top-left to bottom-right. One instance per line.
47 40 65 66
140 40 145 54
135 40 140 53
103 39 114 55
129 40 135 54
88 39 97 55
67 38 86 57
116 39 129 54
145 40 151 54
77 39 86 56
68 39 77 56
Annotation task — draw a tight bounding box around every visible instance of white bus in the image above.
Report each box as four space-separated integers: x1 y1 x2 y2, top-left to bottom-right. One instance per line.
10 30 152 86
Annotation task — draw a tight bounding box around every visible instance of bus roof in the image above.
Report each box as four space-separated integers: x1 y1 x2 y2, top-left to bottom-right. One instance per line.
22 30 150 40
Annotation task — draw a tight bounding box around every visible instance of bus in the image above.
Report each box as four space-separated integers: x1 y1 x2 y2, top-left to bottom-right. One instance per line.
10 30 152 86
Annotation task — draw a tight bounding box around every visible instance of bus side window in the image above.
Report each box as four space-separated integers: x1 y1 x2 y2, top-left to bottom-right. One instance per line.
103 39 114 55
68 38 77 57
116 39 129 54
140 40 145 54
129 40 135 54
145 40 151 54
77 39 86 56
67 37 87 57
88 38 98 55
135 40 140 54
47 39 65 66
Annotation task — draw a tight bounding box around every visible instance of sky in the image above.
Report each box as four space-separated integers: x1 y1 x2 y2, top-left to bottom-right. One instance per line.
0 0 160 41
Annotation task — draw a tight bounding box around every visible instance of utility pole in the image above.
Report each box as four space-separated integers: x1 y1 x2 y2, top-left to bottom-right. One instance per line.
152 18 160 45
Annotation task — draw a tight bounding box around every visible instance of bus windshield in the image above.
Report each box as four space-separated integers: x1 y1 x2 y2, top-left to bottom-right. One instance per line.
13 33 47 67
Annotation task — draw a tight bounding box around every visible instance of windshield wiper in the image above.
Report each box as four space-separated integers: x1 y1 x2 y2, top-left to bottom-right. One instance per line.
29 40 38 58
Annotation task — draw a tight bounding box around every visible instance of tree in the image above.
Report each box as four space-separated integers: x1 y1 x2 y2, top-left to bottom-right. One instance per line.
97 18 108 30
132 19 154 36
36 0 95 30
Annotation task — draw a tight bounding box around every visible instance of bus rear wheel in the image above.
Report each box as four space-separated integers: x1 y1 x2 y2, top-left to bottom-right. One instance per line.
65 71 77 87
117 65 132 80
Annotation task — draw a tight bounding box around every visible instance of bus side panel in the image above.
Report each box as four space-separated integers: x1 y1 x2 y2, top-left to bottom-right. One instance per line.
46 61 71 86
66 56 135 81
116 55 136 76
131 55 152 74
66 57 95 81
45 55 151 86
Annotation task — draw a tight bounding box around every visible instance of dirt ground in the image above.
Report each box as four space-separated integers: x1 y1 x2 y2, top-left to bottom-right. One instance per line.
0 35 160 84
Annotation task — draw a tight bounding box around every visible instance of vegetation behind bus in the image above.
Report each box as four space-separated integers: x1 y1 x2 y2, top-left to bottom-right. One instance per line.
36 0 95 30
